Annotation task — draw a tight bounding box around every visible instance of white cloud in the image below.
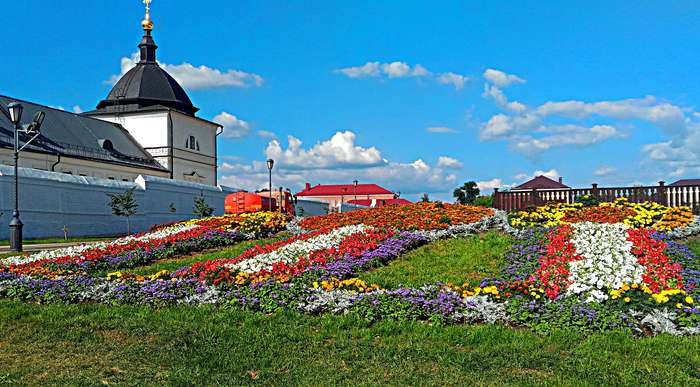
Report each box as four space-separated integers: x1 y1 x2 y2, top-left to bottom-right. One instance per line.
426 126 458 134
335 62 381 78
476 178 506 191
514 169 560 182
482 84 527 113
535 96 687 132
264 131 385 170
481 114 514 140
257 130 277 139
214 112 251 139
594 166 616 177
336 61 430 79
483 68 526 87
335 61 468 90
510 124 621 155
72 105 83 113
437 72 469 90
219 131 459 198
219 159 458 197
437 156 463 169
107 52 263 90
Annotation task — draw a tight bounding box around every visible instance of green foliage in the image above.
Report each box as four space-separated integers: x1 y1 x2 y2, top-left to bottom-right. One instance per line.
360 232 513 288
473 195 493 207
575 194 600 207
106 188 139 234
193 194 214 218
421 193 430 202
453 181 480 205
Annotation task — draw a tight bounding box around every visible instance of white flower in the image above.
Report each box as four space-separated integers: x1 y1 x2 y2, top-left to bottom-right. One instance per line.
566 222 645 302
0 224 200 267
225 224 371 273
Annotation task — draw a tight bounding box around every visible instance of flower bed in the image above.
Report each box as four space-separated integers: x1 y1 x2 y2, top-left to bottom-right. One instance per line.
0 212 289 278
482 223 699 335
298 202 493 231
0 201 698 336
509 198 696 232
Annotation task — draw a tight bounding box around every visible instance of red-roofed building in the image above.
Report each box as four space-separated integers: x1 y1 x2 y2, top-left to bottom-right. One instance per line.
348 198 412 208
669 179 700 187
296 182 397 206
511 175 569 191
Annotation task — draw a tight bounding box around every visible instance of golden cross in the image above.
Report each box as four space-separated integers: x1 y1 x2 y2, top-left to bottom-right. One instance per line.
144 0 152 16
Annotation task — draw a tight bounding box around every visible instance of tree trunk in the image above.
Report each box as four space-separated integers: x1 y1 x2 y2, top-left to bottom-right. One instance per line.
126 216 131 235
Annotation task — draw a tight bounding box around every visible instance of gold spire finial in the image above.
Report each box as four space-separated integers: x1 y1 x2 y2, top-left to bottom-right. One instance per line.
141 0 154 31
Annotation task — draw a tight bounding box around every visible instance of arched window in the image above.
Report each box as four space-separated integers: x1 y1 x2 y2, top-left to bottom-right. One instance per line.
185 135 200 151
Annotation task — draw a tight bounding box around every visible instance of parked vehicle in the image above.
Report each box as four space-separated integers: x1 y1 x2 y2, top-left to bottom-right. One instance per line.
225 191 295 215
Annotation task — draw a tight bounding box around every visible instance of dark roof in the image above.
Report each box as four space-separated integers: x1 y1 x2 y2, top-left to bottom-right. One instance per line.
0 95 167 172
296 183 395 196
93 30 198 116
669 179 700 187
513 175 569 190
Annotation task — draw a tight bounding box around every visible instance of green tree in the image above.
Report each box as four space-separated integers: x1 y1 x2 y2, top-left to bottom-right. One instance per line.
453 181 480 205
193 194 214 218
421 193 430 202
473 195 493 207
107 188 139 234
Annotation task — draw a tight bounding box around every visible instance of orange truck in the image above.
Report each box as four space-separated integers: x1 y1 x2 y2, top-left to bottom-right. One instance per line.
225 191 295 215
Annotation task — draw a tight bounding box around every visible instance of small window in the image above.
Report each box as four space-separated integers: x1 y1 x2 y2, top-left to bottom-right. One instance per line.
108 177 115 180
186 135 197 150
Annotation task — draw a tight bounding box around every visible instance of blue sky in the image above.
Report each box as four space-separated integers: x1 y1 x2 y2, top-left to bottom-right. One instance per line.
2 1 700 200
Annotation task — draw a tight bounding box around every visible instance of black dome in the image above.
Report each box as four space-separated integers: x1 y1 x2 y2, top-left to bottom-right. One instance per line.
95 30 198 116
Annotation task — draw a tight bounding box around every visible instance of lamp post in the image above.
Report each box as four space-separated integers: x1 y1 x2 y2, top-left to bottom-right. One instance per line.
353 179 358 201
266 159 274 211
3 102 45 252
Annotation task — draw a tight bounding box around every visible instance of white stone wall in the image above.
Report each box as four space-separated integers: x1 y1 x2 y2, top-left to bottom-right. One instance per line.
0 165 240 239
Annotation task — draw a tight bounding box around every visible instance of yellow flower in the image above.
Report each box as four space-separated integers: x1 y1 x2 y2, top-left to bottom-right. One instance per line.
686 296 694 304
623 297 631 303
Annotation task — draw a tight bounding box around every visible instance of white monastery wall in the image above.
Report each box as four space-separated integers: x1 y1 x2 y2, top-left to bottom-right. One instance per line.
0 165 239 239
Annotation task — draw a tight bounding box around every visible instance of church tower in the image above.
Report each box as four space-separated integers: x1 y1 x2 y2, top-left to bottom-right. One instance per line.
85 0 221 185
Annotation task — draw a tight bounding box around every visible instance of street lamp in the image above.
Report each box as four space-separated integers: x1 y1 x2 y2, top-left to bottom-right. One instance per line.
353 179 358 201
2 102 45 252
266 158 274 211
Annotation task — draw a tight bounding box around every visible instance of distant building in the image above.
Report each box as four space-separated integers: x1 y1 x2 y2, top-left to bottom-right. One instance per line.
296 182 397 206
668 179 700 187
511 175 569 191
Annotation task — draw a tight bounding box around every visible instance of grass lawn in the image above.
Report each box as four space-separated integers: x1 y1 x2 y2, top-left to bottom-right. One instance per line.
0 252 18 260
359 231 513 288
0 301 697 385
0 235 120 246
122 233 289 276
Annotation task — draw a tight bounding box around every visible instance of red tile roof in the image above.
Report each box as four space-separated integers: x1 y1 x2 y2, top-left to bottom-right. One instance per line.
348 198 412 207
513 175 569 190
296 183 394 196
669 179 700 186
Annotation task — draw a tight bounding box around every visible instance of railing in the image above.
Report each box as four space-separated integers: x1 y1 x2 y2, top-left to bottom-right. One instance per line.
493 181 700 212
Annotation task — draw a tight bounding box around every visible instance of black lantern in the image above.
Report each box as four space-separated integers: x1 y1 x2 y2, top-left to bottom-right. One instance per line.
266 159 274 211
7 102 23 124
